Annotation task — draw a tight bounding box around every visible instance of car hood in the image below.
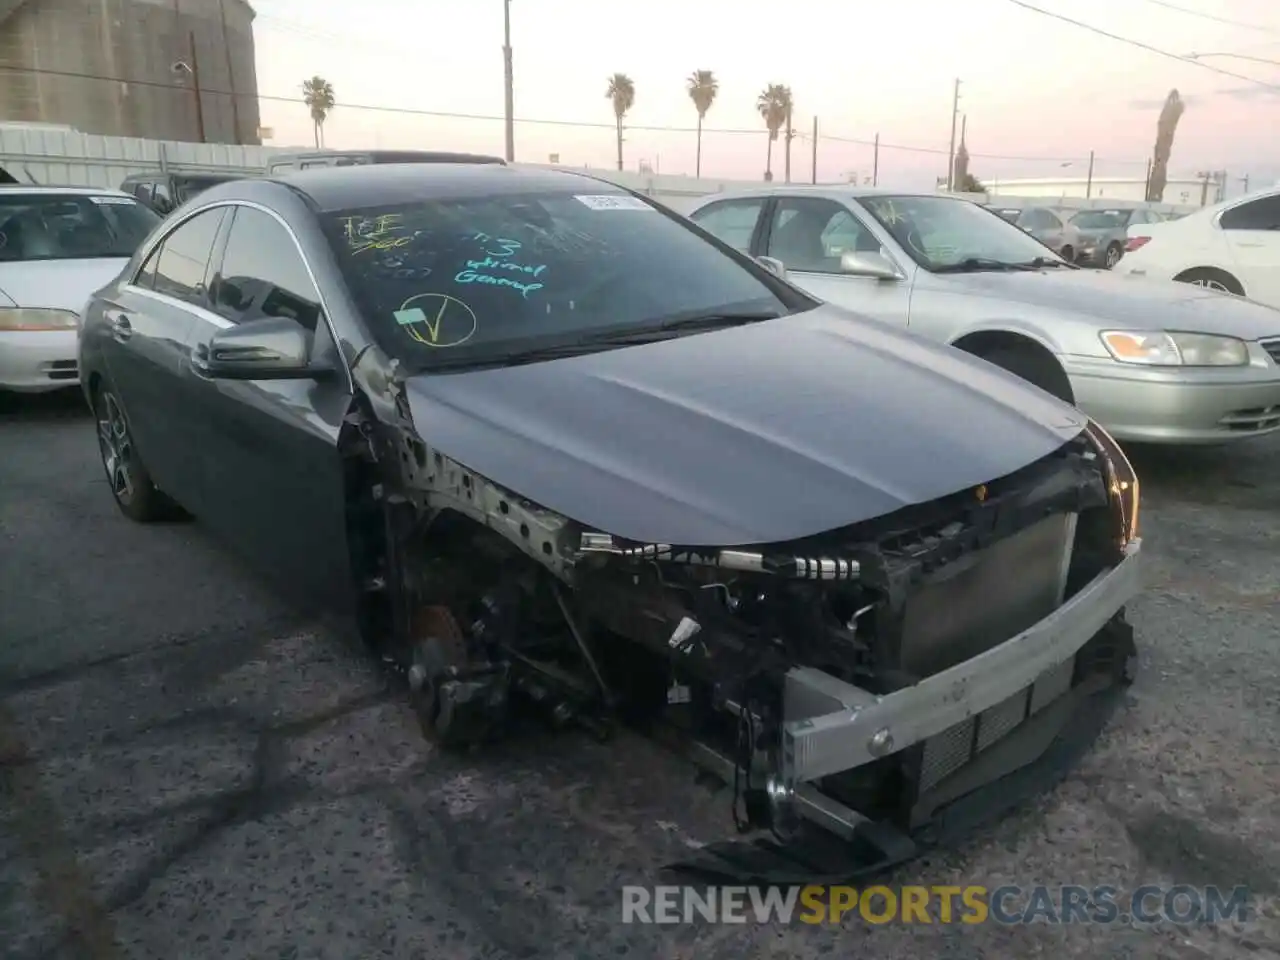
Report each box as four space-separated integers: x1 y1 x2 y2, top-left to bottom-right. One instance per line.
944 268 1280 338
400 304 1086 547
0 258 129 314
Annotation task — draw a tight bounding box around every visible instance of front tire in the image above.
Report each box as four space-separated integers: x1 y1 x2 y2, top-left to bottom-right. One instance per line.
1174 267 1244 296
1060 244 1075 263
93 384 166 522
1104 243 1122 268
976 344 1074 404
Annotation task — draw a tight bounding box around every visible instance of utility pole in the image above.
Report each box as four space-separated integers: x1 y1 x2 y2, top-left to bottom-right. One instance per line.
946 78 961 191
502 0 515 162
811 116 818 184
784 101 794 183
1085 150 1094 199
188 31 206 143
872 132 879 186
1196 170 1212 206
218 0 240 144
1241 173 1250 195
1143 157 1152 200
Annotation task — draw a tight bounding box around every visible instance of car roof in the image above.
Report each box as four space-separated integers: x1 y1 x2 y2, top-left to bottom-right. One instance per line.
269 149 506 165
0 184 136 198
689 184 982 206
257 162 624 213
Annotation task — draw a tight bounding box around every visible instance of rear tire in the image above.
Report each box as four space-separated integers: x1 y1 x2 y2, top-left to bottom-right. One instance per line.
92 383 172 523
974 344 1075 405
1174 267 1244 296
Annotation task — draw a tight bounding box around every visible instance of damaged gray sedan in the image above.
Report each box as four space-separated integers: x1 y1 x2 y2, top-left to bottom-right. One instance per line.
77 163 1142 882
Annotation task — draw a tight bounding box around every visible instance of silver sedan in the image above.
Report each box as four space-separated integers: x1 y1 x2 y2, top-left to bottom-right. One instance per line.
686 187 1280 445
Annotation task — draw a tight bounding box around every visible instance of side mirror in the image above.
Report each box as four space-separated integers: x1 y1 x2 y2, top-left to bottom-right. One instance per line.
756 255 787 279
201 316 332 381
839 250 902 281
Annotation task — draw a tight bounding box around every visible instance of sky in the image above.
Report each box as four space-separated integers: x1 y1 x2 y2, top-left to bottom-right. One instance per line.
248 0 1280 195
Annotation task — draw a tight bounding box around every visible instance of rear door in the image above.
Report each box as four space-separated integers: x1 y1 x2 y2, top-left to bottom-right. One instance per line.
182 203 355 610
1218 194 1280 306
100 206 227 508
758 194 912 326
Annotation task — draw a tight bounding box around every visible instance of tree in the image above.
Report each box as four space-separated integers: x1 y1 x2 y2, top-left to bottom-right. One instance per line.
757 84 791 182
301 76 335 149
957 172 986 194
687 70 718 178
606 73 635 172
1146 89 1185 202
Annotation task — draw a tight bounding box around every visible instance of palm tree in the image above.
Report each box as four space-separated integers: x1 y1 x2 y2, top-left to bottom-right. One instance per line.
301 76 336 149
1146 89 1185 202
757 84 791 182
606 73 635 172
687 70 718 178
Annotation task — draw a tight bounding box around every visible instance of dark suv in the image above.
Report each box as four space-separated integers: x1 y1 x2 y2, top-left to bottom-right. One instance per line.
120 172 244 216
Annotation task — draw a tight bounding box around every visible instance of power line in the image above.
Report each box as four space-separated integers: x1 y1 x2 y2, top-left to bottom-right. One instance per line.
1004 0 1280 89
0 62 1149 166
1131 0 1280 36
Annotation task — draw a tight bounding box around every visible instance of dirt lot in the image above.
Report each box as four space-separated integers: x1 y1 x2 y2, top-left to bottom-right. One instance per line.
2 389 1278 960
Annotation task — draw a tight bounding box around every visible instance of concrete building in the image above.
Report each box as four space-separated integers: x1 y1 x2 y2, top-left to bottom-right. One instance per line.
980 175 1224 206
0 0 260 145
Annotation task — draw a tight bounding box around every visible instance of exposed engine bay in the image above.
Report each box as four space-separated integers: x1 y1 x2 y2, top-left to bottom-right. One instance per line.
340 384 1141 882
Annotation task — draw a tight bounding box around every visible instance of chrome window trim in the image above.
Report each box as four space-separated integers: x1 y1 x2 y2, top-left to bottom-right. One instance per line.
129 198 354 394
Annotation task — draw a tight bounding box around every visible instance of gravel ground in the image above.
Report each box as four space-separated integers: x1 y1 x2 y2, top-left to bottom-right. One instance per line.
2 388 1278 960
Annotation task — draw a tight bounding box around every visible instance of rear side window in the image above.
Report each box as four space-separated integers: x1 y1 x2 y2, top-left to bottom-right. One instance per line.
1220 196 1280 231
150 208 227 305
0 194 160 262
689 198 765 253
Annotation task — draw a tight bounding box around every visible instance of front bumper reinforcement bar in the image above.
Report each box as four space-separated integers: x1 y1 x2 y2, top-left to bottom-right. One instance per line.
665 539 1142 883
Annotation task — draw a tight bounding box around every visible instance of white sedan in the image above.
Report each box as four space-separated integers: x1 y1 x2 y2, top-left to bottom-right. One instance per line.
0 186 160 392
1118 185 1280 308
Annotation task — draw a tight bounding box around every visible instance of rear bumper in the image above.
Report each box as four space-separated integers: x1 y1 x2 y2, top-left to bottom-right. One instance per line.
1064 355 1280 444
0 330 80 391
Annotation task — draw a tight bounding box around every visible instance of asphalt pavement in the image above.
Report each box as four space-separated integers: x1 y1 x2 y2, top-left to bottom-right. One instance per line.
2 388 1279 960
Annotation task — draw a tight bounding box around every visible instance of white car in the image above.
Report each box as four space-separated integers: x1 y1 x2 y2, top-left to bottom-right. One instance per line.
0 186 160 393
1118 185 1280 309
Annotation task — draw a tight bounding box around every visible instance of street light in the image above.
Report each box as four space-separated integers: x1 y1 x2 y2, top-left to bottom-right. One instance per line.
502 0 514 162
1185 51 1280 67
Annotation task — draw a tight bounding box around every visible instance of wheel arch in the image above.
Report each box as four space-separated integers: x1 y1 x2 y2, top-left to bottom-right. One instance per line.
949 326 1075 404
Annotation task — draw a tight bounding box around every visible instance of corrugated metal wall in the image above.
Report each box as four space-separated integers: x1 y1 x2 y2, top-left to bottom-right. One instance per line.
0 125 281 187
0 126 1200 215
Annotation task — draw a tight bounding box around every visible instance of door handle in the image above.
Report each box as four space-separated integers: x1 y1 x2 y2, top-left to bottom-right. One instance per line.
109 313 132 341
190 341 212 379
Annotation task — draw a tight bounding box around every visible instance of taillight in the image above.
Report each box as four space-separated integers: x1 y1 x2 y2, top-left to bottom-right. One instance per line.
1124 235 1151 252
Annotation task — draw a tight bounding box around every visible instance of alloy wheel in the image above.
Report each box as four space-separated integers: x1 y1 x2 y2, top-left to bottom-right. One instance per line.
1105 246 1121 268
97 392 134 504
1190 277 1231 293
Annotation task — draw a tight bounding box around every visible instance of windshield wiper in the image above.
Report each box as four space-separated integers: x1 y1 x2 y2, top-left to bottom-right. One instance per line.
419 311 782 373
934 256 1072 273
933 257 1039 273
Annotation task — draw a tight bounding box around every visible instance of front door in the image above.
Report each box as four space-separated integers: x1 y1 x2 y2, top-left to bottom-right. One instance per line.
100 206 227 508
759 195 913 326
181 204 356 613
